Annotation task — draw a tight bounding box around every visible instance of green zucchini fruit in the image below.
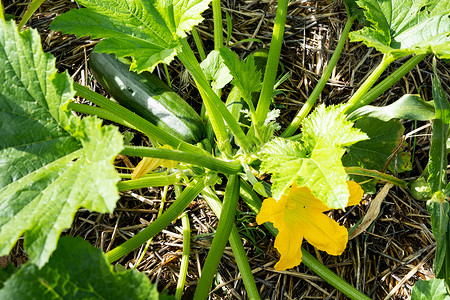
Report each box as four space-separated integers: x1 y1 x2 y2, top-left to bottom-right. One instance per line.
89 52 205 144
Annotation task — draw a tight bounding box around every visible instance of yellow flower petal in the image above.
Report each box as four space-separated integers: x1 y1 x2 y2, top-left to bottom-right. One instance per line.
131 157 162 179
256 196 285 227
256 181 364 271
273 225 304 271
301 212 348 255
347 181 363 206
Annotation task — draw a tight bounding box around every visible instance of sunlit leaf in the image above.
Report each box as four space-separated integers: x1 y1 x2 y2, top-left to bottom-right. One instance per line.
348 94 435 122
261 105 367 208
200 50 232 90
51 0 212 73
0 20 123 267
349 0 450 59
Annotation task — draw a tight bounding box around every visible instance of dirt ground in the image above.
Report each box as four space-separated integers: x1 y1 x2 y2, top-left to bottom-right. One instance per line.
2 0 448 299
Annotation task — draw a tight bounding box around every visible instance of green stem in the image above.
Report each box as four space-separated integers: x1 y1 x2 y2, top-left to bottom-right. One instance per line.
175 211 191 300
73 83 207 156
163 64 172 88
0 2 4 20
281 15 357 137
239 179 370 300
212 0 223 50
105 179 205 263
353 54 427 112
178 40 232 155
18 0 45 30
201 187 260 300
117 173 180 191
178 39 252 154
133 185 169 269
344 54 396 114
192 27 207 61
255 0 288 126
120 146 242 174
194 175 240 299
67 102 139 131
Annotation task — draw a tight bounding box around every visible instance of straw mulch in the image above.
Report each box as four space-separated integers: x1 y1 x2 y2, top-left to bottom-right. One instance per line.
3 0 448 299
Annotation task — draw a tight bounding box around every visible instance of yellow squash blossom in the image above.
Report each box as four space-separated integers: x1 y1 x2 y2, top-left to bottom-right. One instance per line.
256 181 363 271
131 145 178 179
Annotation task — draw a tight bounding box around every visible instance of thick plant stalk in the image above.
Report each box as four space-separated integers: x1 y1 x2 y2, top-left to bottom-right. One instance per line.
343 54 396 114
239 179 371 300
120 146 242 174
117 173 179 191
178 39 252 154
352 54 427 113
254 0 288 126
67 102 139 131
73 83 207 156
194 175 240 299
0 3 4 20
202 187 260 300
105 179 205 263
175 211 191 300
212 0 223 50
281 15 357 137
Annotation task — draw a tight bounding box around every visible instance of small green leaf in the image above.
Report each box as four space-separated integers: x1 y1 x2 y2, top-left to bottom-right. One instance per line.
428 62 450 193
348 94 436 122
302 104 368 152
261 105 367 208
0 237 174 300
350 0 450 59
51 0 212 73
260 137 307 199
200 50 232 89
220 47 262 103
0 19 123 267
411 278 450 300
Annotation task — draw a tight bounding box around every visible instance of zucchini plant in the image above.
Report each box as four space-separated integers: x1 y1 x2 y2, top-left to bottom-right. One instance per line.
1 0 450 298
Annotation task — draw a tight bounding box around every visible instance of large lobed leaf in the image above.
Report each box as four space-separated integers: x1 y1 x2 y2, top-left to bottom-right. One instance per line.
343 117 411 193
0 20 123 267
261 105 367 209
0 237 174 299
51 0 212 73
411 278 450 300
350 0 450 59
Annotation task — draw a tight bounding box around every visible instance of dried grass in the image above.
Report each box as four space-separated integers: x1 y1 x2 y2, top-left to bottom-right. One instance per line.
2 0 446 299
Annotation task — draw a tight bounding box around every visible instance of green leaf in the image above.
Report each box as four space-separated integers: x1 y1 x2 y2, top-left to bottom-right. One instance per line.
200 50 232 90
343 0 365 22
220 47 262 103
260 138 307 200
0 237 174 300
411 278 450 300
261 105 367 208
302 104 368 153
0 264 16 290
349 0 450 59
0 20 124 267
426 194 450 281
428 63 450 193
348 94 436 122
50 0 211 73
342 117 411 193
